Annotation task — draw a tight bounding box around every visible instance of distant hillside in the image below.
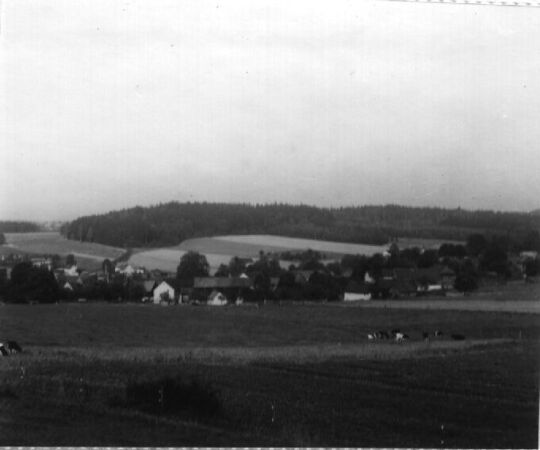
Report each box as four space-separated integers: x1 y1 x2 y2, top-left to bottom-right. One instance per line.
0 221 41 233
60 202 540 250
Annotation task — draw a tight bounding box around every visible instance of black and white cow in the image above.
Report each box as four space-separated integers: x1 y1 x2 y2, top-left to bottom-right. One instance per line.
395 332 409 342
6 341 22 354
0 341 22 356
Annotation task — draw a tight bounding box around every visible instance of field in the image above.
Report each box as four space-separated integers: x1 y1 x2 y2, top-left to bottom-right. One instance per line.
396 237 465 249
130 234 388 273
0 298 538 447
2 232 125 270
211 234 388 257
353 281 540 314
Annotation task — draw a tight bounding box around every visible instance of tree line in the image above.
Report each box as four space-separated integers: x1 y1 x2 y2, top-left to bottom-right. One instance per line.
0 221 41 233
60 202 540 249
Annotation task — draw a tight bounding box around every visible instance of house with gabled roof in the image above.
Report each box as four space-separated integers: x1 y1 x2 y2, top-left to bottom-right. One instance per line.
152 279 184 304
207 290 228 306
193 277 253 303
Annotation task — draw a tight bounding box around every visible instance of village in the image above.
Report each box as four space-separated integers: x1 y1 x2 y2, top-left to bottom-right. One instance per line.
1 236 538 306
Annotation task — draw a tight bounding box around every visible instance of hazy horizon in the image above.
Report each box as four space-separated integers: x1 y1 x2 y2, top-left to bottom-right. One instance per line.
2 0 539 221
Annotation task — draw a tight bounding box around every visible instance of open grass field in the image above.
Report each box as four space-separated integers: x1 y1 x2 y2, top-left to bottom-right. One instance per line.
2 232 125 270
353 282 540 314
129 248 234 275
396 237 465 249
130 234 387 273
0 300 538 447
212 234 388 257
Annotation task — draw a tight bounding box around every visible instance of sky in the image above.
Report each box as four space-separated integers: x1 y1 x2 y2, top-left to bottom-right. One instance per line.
1 0 539 221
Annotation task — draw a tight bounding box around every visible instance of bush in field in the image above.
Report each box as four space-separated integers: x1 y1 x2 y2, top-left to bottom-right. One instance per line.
120 377 222 420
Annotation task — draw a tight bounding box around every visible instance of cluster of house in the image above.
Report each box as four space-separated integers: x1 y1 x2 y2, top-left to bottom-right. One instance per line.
149 276 254 306
1 248 538 305
343 266 456 301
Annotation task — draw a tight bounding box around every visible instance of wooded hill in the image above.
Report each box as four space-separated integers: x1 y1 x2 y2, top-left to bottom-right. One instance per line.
60 202 540 250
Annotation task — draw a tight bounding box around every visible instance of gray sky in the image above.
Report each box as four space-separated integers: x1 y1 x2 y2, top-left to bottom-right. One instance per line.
1 0 539 221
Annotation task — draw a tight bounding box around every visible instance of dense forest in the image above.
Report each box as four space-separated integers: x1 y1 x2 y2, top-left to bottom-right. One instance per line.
0 221 41 233
60 202 540 250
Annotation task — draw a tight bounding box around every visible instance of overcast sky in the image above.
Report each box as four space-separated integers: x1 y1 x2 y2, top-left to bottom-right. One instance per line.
1 0 539 221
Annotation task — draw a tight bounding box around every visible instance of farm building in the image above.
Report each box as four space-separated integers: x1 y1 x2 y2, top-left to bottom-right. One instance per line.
291 270 314 285
343 281 371 301
207 290 228 306
116 263 145 277
440 266 456 290
153 280 178 304
415 267 444 293
193 277 253 303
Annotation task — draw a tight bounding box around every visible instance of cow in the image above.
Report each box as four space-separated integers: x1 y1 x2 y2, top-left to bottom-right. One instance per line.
434 330 443 337
422 331 430 341
378 331 390 340
6 341 22 354
367 333 376 340
395 332 409 342
451 334 466 341
0 344 8 356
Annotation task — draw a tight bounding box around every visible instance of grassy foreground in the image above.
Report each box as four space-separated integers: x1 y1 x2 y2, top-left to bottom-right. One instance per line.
0 301 538 447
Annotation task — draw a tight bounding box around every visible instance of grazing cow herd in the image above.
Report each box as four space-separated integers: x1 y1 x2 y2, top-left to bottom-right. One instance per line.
367 329 466 342
0 340 22 356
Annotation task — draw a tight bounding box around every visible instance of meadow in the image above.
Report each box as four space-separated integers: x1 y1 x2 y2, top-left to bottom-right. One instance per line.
129 234 388 274
3 232 124 270
211 234 388 257
0 300 538 447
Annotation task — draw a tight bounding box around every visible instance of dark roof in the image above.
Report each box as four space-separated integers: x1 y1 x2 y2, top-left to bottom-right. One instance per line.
393 268 416 282
161 278 189 290
193 277 253 289
344 280 371 294
415 267 442 284
440 266 456 276
376 279 398 290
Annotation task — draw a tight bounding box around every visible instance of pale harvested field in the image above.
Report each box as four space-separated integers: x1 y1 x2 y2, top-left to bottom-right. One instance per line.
396 237 465 249
213 235 388 256
4 232 124 258
2 232 125 270
129 248 233 274
130 234 384 273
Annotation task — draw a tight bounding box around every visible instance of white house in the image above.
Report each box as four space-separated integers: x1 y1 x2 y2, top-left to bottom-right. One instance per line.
344 291 371 301
64 265 78 276
343 281 372 301
207 290 228 306
153 281 175 304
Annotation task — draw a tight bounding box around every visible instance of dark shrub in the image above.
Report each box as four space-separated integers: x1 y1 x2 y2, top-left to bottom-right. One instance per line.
120 376 221 420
